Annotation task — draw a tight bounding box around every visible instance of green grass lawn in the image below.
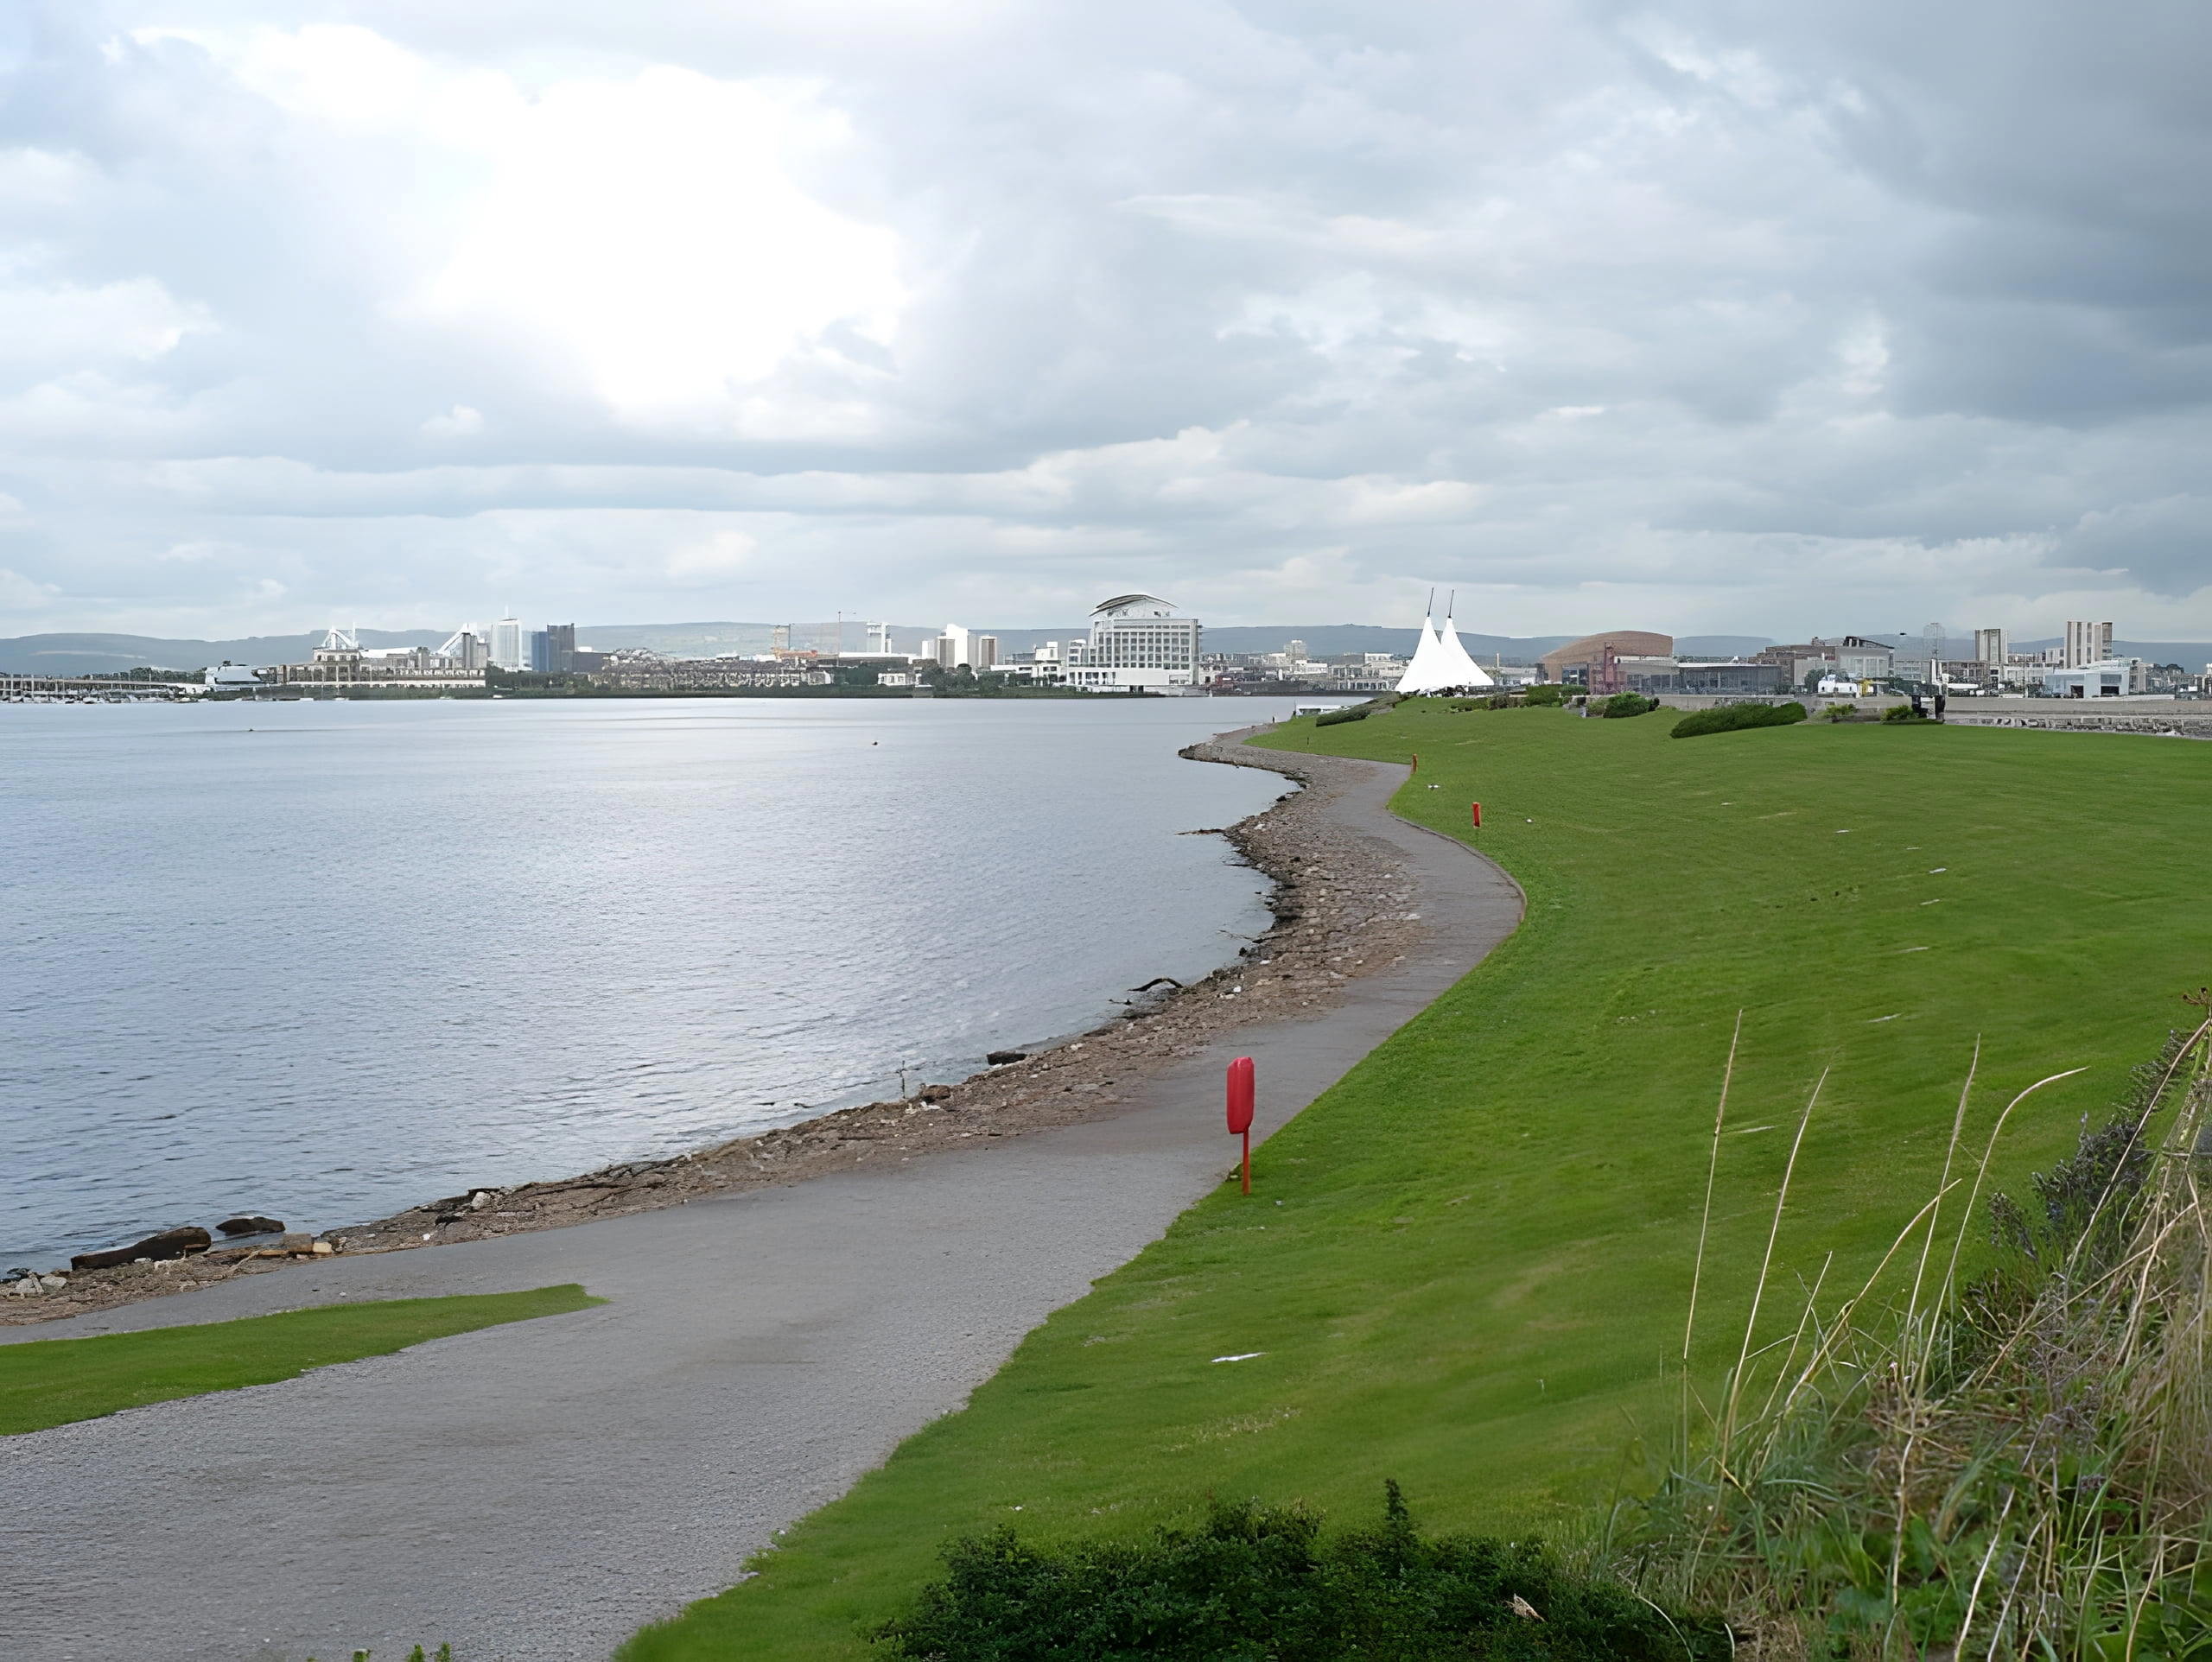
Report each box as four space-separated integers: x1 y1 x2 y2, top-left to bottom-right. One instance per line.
623 707 2212 1661
0 1283 601 1434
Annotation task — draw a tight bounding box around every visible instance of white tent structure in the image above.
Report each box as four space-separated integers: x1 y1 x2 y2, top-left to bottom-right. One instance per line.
1395 592 1496 694
1395 596 1447 694
1435 595 1494 688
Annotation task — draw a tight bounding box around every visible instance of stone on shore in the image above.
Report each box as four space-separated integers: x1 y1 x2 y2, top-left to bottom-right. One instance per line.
71 1227 213 1272
216 1215 285 1237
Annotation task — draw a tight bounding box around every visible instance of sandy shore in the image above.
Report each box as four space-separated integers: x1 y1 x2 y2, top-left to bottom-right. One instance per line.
4 731 1425 1329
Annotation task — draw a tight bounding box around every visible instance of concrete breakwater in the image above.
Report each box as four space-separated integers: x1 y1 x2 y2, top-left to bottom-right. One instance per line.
2 735 1427 1330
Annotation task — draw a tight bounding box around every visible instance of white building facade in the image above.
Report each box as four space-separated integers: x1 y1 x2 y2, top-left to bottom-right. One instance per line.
489 617 525 670
1061 594 1201 691
2044 658 2142 698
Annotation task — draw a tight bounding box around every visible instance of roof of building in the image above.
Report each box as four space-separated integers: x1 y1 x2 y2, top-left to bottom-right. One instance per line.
1092 593 1179 617
1537 630 1673 673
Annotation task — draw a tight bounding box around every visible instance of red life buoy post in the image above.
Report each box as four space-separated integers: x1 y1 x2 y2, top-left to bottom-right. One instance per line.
1226 1056 1255 1194
1471 802 1482 829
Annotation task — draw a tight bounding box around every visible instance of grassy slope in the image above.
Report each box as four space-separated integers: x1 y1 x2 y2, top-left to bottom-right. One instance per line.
0 1284 601 1434
625 707 2211 1660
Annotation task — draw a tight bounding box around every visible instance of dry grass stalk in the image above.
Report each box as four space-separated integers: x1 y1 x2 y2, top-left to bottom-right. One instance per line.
1618 1007 2212 1659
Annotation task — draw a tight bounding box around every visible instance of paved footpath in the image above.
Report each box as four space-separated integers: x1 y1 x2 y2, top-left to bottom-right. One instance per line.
0 754 1521 1662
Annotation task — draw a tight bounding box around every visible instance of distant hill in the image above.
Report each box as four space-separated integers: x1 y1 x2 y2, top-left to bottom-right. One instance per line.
0 630 449 676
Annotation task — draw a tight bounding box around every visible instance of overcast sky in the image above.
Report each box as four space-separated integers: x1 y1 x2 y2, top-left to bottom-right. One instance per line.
3 1 2207 638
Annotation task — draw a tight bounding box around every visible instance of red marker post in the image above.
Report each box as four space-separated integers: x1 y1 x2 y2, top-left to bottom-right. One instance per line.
1226 1056 1255 1194
1471 802 1482 829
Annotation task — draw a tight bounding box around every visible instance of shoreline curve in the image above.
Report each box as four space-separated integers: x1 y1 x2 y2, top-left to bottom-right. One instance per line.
0 728 1524 1662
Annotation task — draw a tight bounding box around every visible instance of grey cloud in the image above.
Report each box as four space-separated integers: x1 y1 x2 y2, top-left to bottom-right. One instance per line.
1 0 2209 636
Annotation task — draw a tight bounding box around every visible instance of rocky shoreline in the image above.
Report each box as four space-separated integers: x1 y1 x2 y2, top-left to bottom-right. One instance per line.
3 732 1427 1329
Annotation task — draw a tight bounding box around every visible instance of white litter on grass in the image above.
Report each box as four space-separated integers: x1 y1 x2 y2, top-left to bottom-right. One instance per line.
1836 828 1852 834
1921 898 1942 905
1728 1124 1780 1135
1929 867 1947 873
1899 945 1929 953
1871 1014 1899 1023
1211 1352 1265 1363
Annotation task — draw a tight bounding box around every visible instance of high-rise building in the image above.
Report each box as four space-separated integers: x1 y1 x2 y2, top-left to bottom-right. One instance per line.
527 630 550 671
490 617 524 669
544 623 576 674
1974 626 2008 665
1062 594 1202 691
1283 638 1309 664
2063 620 2113 668
973 635 999 671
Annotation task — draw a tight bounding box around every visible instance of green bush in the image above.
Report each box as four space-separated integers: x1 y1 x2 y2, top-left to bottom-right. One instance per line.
1314 707 1369 727
1820 702 1861 722
874 1486 1722 1660
1668 701 1807 739
1882 702 1929 723
1598 693 1659 720
1522 684 1582 707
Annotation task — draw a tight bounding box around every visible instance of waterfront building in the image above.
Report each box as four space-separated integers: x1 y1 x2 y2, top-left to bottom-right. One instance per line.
527 630 550 671
1060 594 1202 692
919 625 992 670
490 617 525 670
439 628 490 672
1834 637 1896 681
1537 630 1672 684
543 624 577 674
2045 658 2141 698
2063 620 2114 668
588 655 834 690
272 627 487 690
1974 626 2009 666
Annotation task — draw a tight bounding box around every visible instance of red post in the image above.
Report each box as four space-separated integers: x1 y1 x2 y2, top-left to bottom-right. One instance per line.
1410 752 1418 774
1471 802 1482 829
1226 1056 1255 1195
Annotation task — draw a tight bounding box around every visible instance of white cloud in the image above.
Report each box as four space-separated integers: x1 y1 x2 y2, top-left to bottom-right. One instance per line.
0 567 60 608
411 66 905 431
423 404 485 437
665 529 759 583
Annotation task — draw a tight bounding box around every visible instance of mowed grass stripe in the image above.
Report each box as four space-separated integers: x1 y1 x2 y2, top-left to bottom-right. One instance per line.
624 710 2211 1661
0 1283 603 1434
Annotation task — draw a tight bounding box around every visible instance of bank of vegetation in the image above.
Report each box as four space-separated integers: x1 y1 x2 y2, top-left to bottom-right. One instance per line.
621 708 2212 1660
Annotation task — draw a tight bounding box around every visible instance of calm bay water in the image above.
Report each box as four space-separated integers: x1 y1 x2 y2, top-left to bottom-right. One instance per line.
1 698 1285 1263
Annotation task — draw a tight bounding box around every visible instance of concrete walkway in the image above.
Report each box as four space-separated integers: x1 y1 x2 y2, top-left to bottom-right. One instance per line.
0 755 1522 1662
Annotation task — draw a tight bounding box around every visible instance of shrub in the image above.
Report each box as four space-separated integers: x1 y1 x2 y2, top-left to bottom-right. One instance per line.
1882 702 1929 723
1523 684 1585 707
1314 707 1369 727
1667 701 1808 739
876 1485 1723 1660
1820 702 1861 722
1599 693 1659 720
